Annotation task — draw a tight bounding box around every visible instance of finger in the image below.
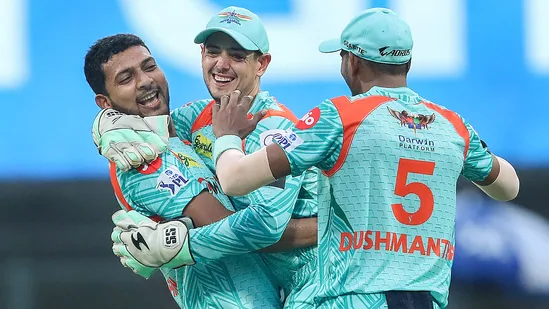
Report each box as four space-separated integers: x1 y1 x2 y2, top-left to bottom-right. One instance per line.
106 143 132 171
112 210 129 225
121 130 158 161
111 227 122 243
114 243 132 258
141 133 168 155
114 215 138 230
112 243 123 257
219 94 230 110
120 256 129 268
228 90 241 107
117 140 146 168
119 230 135 247
252 110 267 125
212 101 220 119
132 141 158 163
239 95 254 110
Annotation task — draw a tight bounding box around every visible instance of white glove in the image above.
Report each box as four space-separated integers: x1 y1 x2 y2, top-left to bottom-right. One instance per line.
111 210 195 279
92 109 170 171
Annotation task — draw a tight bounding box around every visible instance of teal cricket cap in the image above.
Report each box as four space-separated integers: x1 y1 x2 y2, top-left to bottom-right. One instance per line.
319 8 413 65
194 6 269 53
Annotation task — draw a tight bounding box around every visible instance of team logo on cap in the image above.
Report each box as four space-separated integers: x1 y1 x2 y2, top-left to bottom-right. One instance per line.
219 10 252 25
387 106 435 135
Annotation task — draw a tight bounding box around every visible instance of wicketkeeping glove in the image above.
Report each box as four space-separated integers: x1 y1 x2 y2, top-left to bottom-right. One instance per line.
92 109 170 171
111 210 196 279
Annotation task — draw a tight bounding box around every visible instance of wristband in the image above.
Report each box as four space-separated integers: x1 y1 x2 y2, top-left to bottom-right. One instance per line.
213 135 243 166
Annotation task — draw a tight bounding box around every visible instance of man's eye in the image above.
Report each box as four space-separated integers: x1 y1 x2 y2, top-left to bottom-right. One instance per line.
145 64 157 71
231 54 246 61
119 76 132 84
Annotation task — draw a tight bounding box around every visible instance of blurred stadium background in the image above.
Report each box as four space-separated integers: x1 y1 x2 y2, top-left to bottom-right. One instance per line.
1 0 548 308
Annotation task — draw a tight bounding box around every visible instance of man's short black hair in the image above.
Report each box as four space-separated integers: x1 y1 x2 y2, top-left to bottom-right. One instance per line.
364 59 411 75
84 34 150 95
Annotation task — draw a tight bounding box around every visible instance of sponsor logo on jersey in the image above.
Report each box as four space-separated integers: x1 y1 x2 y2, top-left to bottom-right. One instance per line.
156 166 189 196
339 230 455 261
272 129 304 152
167 277 178 297
296 107 320 130
259 129 286 147
137 157 163 175
174 152 202 168
398 136 436 152
193 133 213 159
387 106 436 135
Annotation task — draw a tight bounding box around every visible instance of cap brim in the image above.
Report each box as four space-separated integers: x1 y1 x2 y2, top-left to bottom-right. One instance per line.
318 38 342 53
194 28 259 51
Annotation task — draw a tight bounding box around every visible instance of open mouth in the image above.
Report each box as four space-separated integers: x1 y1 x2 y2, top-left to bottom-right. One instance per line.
136 90 160 108
212 74 235 85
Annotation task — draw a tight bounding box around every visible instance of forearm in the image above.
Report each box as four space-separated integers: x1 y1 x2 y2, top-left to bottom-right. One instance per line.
474 155 519 201
189 204 290 262
187 179 301 263
259 217 318 253
216 146 275 196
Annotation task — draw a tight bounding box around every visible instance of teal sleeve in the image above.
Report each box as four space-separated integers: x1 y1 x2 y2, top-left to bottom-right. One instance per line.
117 154 209 220
275 100 343 176
187 115 306 263
460 118 493 182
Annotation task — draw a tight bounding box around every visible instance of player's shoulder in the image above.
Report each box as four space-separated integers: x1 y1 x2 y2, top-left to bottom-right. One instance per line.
418 99 467 124
256 93 298 122
181 98 213 108
171 98 213 116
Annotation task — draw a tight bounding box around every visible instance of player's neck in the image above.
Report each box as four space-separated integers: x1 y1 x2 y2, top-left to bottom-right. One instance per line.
360 76 407 93
168 118 177 137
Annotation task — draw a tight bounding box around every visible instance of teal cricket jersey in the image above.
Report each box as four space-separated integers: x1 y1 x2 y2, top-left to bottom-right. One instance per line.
111 137 281 309
171 91 319 298
272 86 493 308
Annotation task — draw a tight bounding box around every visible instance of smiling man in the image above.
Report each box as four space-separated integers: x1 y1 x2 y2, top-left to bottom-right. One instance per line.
84 33 286 309
91 6 321 309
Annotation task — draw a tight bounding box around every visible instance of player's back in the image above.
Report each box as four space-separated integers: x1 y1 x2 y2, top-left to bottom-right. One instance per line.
317 87 468 308
113 138 281 309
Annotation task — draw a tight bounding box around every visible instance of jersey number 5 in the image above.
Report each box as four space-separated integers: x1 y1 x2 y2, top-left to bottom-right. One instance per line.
391 158 436 226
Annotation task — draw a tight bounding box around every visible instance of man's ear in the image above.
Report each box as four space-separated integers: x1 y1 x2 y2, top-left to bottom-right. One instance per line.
95 94 111 109
256 53 272 78
349 53 361 76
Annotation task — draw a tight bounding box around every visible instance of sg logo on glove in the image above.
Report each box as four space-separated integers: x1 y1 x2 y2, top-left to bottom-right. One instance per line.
164 226 179 248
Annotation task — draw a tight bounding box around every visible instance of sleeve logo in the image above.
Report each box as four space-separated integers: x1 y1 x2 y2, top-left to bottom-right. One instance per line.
156 166 189 196
273 129 304 152
259 129 286 147
296 107 320 130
